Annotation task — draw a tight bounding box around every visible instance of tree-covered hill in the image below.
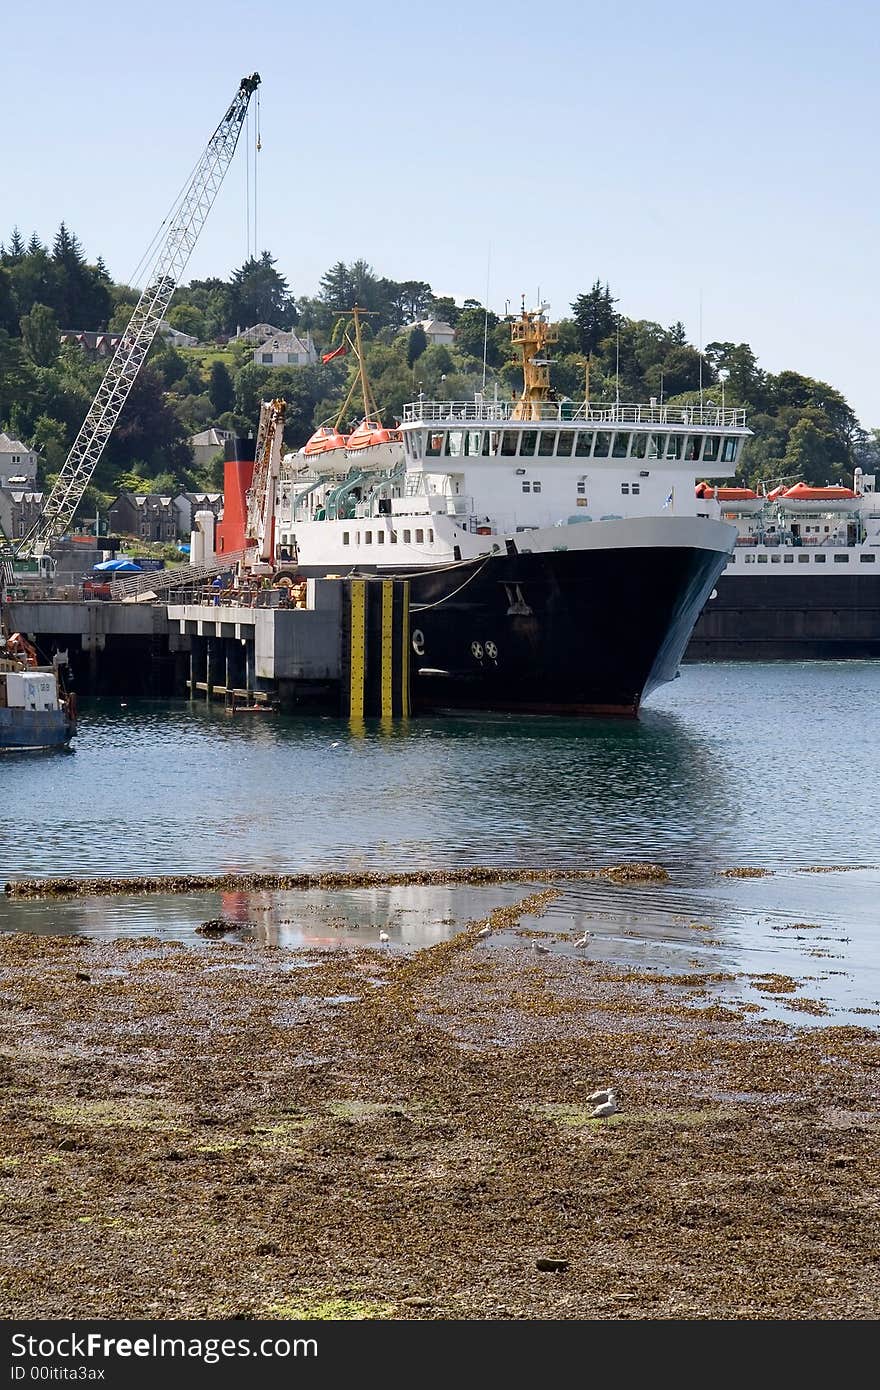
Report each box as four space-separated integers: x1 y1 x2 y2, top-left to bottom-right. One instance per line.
1 227 876 523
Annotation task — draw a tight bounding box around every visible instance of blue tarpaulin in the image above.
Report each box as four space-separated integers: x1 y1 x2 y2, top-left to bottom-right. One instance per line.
92 558 143 573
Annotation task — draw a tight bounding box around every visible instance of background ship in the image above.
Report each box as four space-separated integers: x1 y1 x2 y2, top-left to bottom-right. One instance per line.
688 467 880 659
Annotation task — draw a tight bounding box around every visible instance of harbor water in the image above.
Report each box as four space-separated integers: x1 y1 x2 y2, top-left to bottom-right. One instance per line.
2 661 879 1026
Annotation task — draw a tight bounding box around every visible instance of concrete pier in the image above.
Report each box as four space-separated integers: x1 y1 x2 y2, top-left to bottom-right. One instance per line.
5 575 413 714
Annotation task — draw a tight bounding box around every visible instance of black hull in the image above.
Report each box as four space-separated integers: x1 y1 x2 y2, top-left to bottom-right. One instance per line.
687 572 880 661
394 543 729 715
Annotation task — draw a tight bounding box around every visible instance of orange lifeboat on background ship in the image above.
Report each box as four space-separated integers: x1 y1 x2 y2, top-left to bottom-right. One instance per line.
695 482 760 501
304 426 348 456
781 483 858 501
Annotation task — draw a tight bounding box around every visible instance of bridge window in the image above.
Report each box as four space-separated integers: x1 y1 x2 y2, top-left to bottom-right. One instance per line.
593 432 612 458
721 438 740 463
465 430 484 455
444 431 464 456
538 431 557 456
684 436 701 461
519 431 538 456
630 433 648 458
557 430 576 457
500 431 519 456
612 432 630 458
575 431 593 457
427 433 443 457
666 435 683 460
647 433 665 459
703 436 720 462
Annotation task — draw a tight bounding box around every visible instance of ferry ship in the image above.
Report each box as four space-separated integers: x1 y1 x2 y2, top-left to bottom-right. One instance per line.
270 304 751 714
688 469 880 659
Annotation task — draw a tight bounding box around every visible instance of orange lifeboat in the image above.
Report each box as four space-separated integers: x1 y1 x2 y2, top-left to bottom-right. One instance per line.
696 483 759 501
304 426 348 456
346 419 402 451
781 483 857 501
765 485 787 501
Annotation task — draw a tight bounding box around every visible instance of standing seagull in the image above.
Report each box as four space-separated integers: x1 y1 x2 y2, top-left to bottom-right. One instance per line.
573 932 591 949
590 1091 619 1119
476 925 491 939
532 941 550 955
379 931 390 944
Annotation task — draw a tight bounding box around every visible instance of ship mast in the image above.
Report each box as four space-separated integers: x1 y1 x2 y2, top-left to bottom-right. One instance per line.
330 305 381 430
510 298 559 421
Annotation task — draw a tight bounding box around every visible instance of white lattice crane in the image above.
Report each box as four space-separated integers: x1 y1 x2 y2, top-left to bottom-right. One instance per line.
16 73 261 560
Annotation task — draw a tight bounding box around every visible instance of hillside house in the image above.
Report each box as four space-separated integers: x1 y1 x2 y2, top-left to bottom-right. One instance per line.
0 433 39 487
253 331 317 367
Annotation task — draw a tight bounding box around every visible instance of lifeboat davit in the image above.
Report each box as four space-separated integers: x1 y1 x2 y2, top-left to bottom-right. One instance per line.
778 482 859 513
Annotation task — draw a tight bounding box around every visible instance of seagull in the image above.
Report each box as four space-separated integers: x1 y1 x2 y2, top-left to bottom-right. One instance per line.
590 1092 619 1119
476 925 491 939
330 741 340 748
532 942 550 954
378 931 390 944
573 932 591 948
586 1086 615 1105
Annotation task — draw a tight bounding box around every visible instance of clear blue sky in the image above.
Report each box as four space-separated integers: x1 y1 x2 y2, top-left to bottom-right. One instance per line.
5 0 878 428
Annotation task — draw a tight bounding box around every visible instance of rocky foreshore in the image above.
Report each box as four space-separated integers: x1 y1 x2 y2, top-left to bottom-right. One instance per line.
1 891 878 1321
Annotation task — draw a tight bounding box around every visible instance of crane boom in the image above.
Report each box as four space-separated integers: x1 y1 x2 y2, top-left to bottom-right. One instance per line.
19 72 261 560
244 398 286 569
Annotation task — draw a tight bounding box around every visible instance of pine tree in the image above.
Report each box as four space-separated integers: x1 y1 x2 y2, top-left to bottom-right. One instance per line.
570 280 618 355
8 228 25 262
27 232 45 255
53 222 84 267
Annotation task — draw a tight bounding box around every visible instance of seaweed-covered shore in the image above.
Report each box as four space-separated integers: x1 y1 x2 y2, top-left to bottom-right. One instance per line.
1 892 878 1321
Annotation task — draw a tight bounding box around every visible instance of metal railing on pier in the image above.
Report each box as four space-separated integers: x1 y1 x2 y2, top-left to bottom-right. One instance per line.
109 550 248 601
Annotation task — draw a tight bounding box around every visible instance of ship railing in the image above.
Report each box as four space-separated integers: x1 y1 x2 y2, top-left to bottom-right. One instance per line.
402 400 747 428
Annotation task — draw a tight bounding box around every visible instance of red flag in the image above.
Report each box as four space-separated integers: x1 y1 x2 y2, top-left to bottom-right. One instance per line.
321 343 347 364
